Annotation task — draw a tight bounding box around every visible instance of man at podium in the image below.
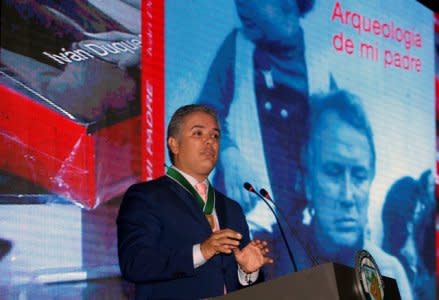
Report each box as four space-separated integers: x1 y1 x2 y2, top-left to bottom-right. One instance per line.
117 104 273 299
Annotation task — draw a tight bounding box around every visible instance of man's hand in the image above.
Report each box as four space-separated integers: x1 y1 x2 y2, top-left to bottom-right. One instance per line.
200 229 242 260
234 240 273 273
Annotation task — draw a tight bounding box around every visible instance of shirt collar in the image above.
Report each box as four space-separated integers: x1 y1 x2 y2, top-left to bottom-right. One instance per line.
171 166 208 187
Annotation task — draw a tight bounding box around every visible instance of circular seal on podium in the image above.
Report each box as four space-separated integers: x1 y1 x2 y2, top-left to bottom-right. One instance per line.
354 249 385 300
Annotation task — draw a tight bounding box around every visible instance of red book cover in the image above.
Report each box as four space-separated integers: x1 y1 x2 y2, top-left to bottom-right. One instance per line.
0 0 144 208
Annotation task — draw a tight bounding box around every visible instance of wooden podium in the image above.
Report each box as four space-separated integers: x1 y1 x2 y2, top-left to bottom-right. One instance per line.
216 263 401 300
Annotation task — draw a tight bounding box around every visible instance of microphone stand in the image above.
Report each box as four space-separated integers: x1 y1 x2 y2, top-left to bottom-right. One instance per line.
243 182 298 272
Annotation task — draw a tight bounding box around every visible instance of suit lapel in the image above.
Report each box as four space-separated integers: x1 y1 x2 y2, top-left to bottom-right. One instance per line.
165 177 212 231
214 192 227 230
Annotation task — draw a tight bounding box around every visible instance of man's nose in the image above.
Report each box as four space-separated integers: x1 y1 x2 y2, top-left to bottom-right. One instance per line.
339 172 354 205
204 134 214 144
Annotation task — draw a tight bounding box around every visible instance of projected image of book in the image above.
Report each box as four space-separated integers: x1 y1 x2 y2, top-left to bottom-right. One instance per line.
0 0 142 208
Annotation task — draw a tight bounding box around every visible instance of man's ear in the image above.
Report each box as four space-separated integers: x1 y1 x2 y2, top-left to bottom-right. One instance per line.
168 136 179 156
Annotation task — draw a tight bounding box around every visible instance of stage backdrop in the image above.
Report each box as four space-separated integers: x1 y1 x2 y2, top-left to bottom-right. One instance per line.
0 1 436 300
0 0 142 297
165 1 435 299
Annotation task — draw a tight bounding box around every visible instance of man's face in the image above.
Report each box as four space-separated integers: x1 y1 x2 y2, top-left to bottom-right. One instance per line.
168 112 220 182
306 110 373 250
234 0 301 46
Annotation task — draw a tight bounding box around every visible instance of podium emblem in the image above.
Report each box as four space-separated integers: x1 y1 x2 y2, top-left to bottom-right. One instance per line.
355 249 384 300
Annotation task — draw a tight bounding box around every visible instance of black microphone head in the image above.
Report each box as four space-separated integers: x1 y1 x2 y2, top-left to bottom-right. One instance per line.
259 188 272 200
243 182 255 192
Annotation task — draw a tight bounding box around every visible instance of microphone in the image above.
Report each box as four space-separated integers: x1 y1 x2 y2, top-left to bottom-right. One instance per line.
259 188 320 266
243 182 298 272
259 188 272 200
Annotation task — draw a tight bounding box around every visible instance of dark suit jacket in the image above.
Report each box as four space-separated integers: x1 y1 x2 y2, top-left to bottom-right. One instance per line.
117 176 253 299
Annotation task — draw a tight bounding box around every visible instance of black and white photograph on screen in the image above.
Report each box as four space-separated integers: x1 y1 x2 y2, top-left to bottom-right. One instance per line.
166 1 435 299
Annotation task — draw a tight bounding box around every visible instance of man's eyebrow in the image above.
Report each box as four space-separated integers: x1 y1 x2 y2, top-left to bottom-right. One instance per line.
190 125 220 132
190 125 205 130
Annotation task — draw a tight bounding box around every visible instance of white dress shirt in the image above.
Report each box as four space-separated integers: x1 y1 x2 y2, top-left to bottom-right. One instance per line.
171 166 259 285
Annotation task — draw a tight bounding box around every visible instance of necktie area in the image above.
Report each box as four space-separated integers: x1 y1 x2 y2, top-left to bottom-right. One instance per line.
195 182 217 231
195 182 208 202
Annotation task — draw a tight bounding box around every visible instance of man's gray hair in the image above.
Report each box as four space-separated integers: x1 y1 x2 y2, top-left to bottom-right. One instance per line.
302 89 376 177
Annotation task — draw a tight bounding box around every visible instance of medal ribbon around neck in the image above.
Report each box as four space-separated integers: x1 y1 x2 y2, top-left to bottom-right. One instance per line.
166 167 215 215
